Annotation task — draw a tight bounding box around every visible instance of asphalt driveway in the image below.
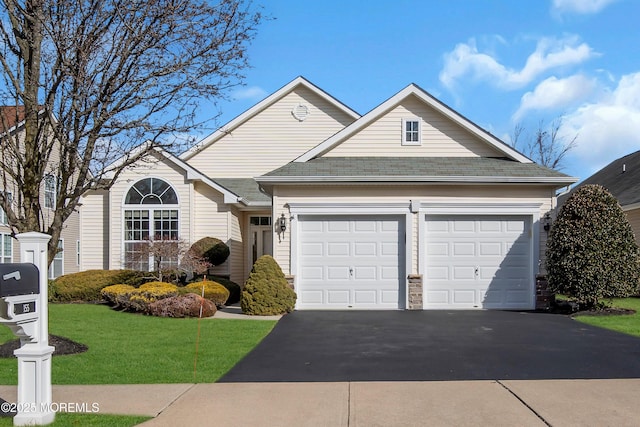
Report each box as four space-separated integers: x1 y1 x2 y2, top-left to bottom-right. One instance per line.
219 310 640 382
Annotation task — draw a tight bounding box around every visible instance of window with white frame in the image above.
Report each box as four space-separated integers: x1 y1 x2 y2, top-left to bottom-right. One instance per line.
123 178 179 271
49 239 63 278
0 233 12 263
402 118 421 145
0 192 12 225
44 174 57 209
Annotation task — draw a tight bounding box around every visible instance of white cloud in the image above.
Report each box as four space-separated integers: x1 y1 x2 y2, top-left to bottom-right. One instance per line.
440 35 596 91
513 74 597 121
552 0 618 15
559 72 640 175
232 86 268 101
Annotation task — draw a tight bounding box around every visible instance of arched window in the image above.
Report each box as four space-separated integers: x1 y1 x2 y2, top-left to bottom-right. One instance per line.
125 177 178 205
123 178 179 271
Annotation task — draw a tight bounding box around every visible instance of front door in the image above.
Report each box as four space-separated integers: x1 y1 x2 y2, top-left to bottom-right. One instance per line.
249 216 273 265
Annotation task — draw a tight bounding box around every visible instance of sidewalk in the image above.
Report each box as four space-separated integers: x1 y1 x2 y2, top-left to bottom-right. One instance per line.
2 379 639 426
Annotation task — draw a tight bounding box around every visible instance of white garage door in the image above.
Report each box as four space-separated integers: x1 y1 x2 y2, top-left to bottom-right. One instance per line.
297 215 405 309
424 215 533 310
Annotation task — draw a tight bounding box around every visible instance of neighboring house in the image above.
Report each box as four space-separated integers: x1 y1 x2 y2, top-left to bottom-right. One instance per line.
558 150 640 245
80 76 577 310
0 106 81 278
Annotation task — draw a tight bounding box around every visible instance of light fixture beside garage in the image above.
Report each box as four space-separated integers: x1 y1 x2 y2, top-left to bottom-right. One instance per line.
278 213 287 233
543 213 552 232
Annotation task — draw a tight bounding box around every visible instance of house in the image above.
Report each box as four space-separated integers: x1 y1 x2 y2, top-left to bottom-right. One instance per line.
80 76 577 310
0 106 81 278
558 150 640 245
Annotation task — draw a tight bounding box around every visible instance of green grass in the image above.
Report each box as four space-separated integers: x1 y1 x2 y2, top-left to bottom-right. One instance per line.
0 413 150 427
573 297 640 337
0 304 276 385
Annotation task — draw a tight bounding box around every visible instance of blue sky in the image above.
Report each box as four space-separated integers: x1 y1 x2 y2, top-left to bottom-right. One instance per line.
205 0 639 182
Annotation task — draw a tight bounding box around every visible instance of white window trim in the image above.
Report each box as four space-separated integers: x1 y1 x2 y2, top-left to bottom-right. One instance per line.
0 191 12 225
121 177 180 271
0 233 12 263
402 118 421 146
44 174 57 209
49 238 63 279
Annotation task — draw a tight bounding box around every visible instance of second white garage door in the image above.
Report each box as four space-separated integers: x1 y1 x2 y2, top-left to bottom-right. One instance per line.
424 215 534 310
297 215 405 309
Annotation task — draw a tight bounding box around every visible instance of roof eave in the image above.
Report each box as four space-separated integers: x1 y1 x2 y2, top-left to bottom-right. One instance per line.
256 175 579 185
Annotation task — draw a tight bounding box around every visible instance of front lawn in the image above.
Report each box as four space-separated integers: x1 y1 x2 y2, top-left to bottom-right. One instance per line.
0 304 276 385
0 413 150 427
573 297 640 337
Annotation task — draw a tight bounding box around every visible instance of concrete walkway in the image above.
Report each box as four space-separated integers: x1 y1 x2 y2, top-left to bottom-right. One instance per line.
1 379 639 426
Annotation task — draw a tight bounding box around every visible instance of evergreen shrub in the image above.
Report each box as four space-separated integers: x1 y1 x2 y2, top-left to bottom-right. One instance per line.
189 237 230 266
51 269 152 302
184 280 230 307
546 184 640 309
241 255 296 315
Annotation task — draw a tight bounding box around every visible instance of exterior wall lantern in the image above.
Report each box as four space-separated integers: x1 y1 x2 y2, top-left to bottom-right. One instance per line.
543 213 552 232
278 213 287 233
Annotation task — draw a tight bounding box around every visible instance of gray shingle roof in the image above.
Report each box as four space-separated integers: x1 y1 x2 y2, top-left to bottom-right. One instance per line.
212 178 271 205
259 157 575 183
559 150 640 207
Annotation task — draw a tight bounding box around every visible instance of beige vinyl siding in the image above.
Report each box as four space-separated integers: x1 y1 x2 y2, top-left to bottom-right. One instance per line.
192 182 229 242
272 184 556 279
187 86 356 178
0 123 83 275
192 181 247 283
109 155 192 270
324 95 505 158
191 181 230 276
625 208 640 245
80 190 109 270
227 207 244 285
60 208 81 274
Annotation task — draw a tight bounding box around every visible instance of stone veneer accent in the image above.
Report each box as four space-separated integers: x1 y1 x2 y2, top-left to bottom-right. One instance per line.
407 274 423 310
535 274 554 311
284 275 295 290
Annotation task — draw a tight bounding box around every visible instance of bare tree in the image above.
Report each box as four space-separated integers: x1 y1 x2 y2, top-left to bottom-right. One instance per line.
0 0 263 264
511 118 578 170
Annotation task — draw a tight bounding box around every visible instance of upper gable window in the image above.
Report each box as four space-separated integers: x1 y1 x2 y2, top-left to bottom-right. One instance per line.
125 178 178 205
402 118 421 145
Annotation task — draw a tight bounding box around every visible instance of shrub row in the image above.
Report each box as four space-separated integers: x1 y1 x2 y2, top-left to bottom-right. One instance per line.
101 280 227 317
51 269 153 302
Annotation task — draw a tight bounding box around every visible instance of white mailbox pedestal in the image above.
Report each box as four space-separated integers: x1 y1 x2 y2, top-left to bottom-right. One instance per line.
13 232 55 426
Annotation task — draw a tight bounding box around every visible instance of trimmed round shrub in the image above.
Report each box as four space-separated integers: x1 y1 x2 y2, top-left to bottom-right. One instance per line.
51 269 153 302
138 281 179 295
119 282 179 313
184 281 230 307
101 284 136 306
189 237 230 266
546 184 640 309
148 293 216 318
241 255 296 315
210 276 241 305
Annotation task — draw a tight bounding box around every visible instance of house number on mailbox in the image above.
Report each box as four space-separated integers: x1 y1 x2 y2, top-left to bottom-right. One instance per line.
14 302 36 316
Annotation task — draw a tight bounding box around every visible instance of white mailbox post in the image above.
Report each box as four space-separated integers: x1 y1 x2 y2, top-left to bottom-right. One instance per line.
0 232 55 426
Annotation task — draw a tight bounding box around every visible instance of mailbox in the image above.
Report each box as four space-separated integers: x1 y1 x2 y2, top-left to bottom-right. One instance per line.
0 263 40 343
0 263 39 297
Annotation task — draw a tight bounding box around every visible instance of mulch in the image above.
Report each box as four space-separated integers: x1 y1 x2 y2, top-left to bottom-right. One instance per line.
0 335 88 358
